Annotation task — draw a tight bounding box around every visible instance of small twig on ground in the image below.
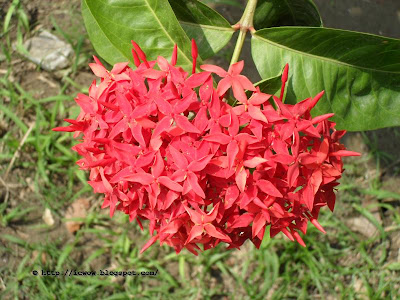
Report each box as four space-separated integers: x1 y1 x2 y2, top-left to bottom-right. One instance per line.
384 225 400 232
0 176 10 205
38 74 58 89
0 276 5 291
11 59 22 65
4 122 35 180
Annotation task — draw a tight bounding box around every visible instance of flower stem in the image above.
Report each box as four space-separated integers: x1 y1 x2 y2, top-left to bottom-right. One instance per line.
230 0 258 65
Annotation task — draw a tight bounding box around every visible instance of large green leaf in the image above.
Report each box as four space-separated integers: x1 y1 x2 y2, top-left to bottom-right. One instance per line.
254 0 322 30
169 0 234 59
245 75 281 98
254 74 282 96
81 0 194 71
201 0 241 8
252 27 400 131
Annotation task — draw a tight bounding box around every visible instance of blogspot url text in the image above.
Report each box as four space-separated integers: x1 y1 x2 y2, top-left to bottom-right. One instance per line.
32 269 158 277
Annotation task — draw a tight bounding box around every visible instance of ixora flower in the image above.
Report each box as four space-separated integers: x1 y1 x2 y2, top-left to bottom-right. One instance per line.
53 40 360 255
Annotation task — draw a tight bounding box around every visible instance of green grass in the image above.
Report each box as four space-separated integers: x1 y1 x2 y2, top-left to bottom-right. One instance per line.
1 1 400 299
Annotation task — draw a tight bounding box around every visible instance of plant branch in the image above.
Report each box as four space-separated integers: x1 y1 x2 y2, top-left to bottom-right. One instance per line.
230 0 258 65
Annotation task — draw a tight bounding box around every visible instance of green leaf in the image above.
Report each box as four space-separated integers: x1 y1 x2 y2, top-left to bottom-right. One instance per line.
81 0 194 71
360 188 400 201
252 27 400 131
56 243 74 269
254 74 282 96
1 234 28 248
245 74 282 108
353 204 387 239
0 103 28 133
169 0 234 59
385 262 400 271
254 0 322 30
3 0 19 34
202 0 241 7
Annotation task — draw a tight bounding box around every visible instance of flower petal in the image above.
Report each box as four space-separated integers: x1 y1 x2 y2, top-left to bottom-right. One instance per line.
227 140 239 170
125 173 154 185
174 114 200 134
140 234 159 254
200 64 228 77
188 154 214 172
203 133 231 145
235 167 247 192
187 172 205 198
185 225 204 244
257 179 282 198
204 224 231 242
243 157 268 168
248 105 268 123
158 176 183 192
89 63 108 78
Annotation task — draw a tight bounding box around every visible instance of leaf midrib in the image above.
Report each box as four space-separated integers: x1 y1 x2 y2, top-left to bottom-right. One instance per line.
254 31 400 75
282 0 296 24
83 0 130 62
143 0 192 66
179 21 234 32
84 0 193 66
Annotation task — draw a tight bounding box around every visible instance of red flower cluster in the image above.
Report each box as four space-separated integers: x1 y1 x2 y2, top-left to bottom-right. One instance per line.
53 41 360 255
